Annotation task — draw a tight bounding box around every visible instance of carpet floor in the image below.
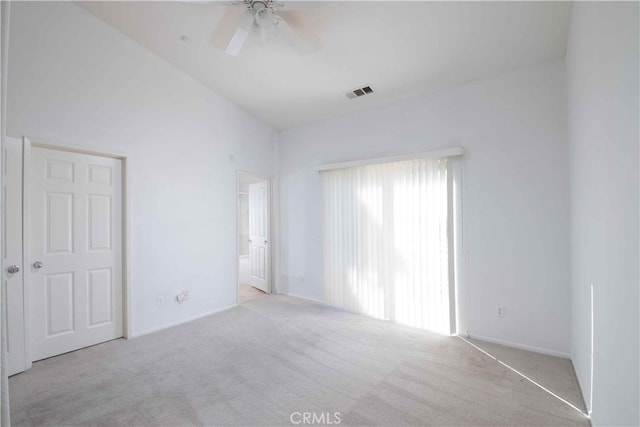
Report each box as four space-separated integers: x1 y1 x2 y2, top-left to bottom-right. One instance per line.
9 295 589 426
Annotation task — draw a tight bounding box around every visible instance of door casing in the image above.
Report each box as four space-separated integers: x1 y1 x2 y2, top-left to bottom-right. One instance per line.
6 136 131 374
5 136 27 375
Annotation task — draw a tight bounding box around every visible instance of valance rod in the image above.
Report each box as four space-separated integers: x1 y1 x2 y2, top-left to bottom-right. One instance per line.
316 147 464 172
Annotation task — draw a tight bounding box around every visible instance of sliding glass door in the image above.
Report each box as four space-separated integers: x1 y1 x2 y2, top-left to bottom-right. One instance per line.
323 157 454 334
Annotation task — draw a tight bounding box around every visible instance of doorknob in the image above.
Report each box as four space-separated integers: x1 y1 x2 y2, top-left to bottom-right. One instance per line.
7 265 20 274
264 240 268 244
33 261 44 270
248 239 252 243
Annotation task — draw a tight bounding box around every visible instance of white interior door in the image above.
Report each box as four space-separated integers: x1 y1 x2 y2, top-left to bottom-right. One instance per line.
30 147 123 361
248 180 270 293
4 137 27 375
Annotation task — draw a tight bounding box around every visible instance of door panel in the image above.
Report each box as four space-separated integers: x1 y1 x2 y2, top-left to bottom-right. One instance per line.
46 192 74 254
45 272 74 336
30 147 122 361
88 268 112 327
248 180 270 293
5 137 27 375
88 195 111 250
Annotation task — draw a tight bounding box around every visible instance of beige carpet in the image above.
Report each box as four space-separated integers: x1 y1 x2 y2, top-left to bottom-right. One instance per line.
9 295 589 426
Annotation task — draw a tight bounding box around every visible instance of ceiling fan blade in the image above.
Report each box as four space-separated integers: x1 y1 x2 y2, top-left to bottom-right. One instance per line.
210 7 255 56
225 10 255 56
237 8 256 31
226 27 250 56
259 25 269 45
211 7 248 49
275 15 315 54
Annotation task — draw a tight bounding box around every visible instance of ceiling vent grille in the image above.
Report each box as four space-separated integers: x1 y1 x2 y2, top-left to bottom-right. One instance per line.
346 85 374 99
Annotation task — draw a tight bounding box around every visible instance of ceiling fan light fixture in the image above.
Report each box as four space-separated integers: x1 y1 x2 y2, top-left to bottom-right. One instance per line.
255 7 275 28
212 0 322 57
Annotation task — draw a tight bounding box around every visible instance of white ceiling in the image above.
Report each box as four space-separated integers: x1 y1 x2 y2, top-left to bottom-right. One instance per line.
76 1 572 130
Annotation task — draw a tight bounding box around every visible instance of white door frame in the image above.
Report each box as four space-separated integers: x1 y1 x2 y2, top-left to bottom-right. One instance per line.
236 171 273 303
17 136 131 371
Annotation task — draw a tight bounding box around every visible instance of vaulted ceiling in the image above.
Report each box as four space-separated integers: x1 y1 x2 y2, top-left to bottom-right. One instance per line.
77 1 572 130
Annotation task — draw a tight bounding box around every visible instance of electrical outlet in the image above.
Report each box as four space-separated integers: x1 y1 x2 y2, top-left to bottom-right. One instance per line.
176 290 189 304
157 296 163 307
497 306 505 318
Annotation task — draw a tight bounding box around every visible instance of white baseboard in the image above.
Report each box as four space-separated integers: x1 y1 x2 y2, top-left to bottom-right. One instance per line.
468 333 571 359
281 292 327 305
129 304 238 339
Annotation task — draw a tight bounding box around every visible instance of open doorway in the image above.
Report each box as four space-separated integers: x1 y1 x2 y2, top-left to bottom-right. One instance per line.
237 172 271 304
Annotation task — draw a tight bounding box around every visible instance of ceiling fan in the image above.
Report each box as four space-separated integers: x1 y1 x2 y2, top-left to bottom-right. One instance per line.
208 0 326 56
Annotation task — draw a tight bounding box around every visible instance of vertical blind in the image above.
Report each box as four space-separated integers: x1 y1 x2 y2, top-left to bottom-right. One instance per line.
323 157 452 334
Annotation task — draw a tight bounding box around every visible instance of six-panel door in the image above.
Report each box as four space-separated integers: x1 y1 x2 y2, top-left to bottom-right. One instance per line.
248 180 270 293
30 147 123 361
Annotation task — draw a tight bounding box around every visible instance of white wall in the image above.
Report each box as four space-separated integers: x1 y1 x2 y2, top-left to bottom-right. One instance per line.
6 1 276 335
566 2 639 425
278 61 571 356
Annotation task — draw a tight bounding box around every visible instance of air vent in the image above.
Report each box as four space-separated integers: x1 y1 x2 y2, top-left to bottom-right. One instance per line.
346 85 374 99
